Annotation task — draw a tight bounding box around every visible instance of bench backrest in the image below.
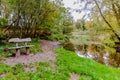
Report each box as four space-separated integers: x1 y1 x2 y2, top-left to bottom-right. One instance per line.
20 38 31 42
9 38 31 43
9 38 20 42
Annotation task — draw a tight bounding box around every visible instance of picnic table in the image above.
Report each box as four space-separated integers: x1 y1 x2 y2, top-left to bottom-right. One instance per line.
8 38 33 57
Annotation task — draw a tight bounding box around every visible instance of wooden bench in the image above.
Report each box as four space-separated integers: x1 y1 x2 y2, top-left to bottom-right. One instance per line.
8 38 33 57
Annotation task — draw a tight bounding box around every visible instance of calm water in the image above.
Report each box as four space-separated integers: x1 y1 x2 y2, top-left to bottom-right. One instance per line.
74 44 120 68
63 42 120 68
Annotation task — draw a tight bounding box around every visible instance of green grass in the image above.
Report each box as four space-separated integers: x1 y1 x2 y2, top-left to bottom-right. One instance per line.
0 62 53 80
29 39 41 54
0 48 120 80
55 48 120 80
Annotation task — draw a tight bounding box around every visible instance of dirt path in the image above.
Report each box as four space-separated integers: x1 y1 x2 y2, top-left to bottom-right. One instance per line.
1 40 80 80
1 40 60 66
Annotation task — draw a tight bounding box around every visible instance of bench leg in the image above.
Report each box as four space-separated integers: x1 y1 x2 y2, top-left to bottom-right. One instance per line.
16 48 20 57
26 47 30 55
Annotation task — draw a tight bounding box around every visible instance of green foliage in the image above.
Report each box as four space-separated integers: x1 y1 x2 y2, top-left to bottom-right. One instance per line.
79 35 90 44
103 38 116 54
49 33 68 42
30 39 41 54
104 45 116 54
0 43 15 59
0 63 12 74
79 75 92 80
103 38 115 47
0 18 8 27
62 41 75 51
0 0 73 40
0 29 5 38
75 20 87 31
71 33 90 45
63 26 73 35
49 14 74 42
12 64 25 75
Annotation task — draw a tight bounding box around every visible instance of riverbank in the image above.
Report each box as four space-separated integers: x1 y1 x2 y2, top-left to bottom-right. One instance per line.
0 40 120 80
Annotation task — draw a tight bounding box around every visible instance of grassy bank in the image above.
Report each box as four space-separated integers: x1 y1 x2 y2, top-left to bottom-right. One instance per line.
55 48 120 80
0 48 120 80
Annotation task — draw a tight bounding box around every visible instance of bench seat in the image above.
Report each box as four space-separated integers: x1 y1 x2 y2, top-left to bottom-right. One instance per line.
8 47 22 50
8 45 33 49
21 45 34 48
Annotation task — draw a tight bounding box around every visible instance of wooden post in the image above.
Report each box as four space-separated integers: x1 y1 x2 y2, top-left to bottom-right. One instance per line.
16 48 20 57
16 42 18 47
26 47 30 55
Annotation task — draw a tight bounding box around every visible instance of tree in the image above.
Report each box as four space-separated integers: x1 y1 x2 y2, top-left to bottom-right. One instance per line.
93 0 120 41
0 0 74 41
75 0 120 41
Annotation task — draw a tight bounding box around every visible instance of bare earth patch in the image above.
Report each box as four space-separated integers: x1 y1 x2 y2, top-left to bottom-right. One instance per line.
1 40 60 66
0 74 6 78
69 72 80 80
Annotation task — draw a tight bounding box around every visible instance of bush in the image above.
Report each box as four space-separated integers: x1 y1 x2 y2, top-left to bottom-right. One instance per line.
62 41 75 51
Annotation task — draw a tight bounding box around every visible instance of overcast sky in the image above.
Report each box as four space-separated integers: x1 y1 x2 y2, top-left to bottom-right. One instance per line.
62 0 85 21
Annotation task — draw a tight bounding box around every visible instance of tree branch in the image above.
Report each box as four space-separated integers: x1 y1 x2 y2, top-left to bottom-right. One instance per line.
93 0 120 41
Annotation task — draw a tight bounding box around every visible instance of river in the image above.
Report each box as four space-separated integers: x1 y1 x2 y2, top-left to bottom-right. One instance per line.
63 42 120 68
